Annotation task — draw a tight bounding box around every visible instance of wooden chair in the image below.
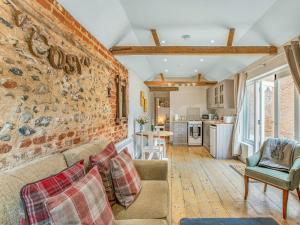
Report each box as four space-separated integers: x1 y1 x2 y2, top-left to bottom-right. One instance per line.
141 131 163 160
244 139 300 219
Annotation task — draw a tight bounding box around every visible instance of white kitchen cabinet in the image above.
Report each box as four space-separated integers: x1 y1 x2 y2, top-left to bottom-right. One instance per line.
209 124 233 159
172 122 188 145
206 87 214 109
207 79 234 109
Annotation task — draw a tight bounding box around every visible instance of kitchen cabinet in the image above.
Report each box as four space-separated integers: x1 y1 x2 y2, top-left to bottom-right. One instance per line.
209 124 233 159
206 87 214 109
207 79 234 109
203 121 210 149
172 122 188 145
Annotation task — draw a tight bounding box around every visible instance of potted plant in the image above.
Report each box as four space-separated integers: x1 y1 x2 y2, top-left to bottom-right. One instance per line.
136 116 149 132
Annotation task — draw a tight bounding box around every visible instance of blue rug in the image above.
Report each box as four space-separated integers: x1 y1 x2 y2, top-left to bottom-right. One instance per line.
180 218 279 225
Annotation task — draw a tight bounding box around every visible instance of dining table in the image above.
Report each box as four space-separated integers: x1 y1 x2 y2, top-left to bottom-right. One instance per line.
135 130 173 159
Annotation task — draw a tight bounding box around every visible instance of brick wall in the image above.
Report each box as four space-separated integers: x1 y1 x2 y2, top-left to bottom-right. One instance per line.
0 0 128 170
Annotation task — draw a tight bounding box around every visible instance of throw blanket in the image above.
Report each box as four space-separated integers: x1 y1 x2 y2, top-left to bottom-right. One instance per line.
258 138 296 172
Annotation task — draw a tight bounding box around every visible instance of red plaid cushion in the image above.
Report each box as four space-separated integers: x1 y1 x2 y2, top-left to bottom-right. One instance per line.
110 148 142 208
20 160 85 225
89 142 118 205
45 166 114 225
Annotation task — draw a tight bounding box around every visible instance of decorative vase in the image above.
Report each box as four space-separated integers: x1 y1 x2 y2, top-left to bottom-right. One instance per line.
139 124 144 132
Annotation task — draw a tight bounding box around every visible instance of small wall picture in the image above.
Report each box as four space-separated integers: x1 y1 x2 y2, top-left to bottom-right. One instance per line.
143 98 148 112
140 91 144 106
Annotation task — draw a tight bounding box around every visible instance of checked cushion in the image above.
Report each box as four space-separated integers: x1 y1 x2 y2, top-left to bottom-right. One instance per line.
20 160 85 225
89 142 118 205
45 166 114 225
110 148 142 208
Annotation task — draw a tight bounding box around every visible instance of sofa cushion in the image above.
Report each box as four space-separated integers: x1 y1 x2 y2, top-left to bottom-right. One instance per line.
45 166 114 225
245 166 290 189
20 160 85 225
112 180 168 220
0 154 67 225
90 142 118 205
111 149 142 208
115 219 167 225
63 139 109 170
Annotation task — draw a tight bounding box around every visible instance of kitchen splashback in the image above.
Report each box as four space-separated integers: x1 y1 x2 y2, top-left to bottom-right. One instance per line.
186 107 201 121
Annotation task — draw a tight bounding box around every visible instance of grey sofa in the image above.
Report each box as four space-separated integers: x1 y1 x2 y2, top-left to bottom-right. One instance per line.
0 139 169 225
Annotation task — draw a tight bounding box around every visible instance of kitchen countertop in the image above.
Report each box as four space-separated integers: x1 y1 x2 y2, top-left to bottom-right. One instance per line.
171 119 233 125
202 120 234 125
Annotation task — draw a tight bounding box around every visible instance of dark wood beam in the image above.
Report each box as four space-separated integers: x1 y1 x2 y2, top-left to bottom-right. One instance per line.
198 73 202 82
227 28 235 47
111 45 277 55
150 29 160 46
160 73 165 81
149 87 179 92
145 80 217 87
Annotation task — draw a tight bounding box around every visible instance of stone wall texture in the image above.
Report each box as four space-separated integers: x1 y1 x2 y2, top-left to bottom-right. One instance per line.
0 0 128 170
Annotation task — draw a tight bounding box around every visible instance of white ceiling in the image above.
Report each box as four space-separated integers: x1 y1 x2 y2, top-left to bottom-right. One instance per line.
58 0 300 81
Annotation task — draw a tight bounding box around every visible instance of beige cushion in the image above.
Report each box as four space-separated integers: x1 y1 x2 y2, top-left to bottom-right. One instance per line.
115 219 167 225
112 180 168 220
0 154 67 225
63 139 109 170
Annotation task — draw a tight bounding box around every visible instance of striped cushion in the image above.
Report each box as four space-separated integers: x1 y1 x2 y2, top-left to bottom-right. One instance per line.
20 160 85 225
89 142 118 205
45 166 114 225
111 148 142 208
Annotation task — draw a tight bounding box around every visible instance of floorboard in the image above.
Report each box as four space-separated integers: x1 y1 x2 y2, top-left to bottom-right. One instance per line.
169 145 300 225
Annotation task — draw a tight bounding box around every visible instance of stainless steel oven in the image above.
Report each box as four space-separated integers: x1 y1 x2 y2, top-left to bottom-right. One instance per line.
188 121 203 146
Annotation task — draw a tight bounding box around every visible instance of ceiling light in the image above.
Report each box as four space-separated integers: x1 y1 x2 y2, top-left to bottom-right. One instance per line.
163 58 168 62
210 39 215 44
161 40 166 44
164 69 168 73
194 69 198 73
200 58 204 62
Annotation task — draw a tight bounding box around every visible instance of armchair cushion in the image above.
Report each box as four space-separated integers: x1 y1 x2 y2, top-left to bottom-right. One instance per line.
245 166 290 190
257 138 296 172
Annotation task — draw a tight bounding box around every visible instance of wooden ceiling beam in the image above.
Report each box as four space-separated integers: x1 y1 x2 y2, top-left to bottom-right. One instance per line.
111 45 277 55
197 73 202 82
160 73 165 81
150 29 161 46
149 87 179 92
227 28 235 47
145 80 217 87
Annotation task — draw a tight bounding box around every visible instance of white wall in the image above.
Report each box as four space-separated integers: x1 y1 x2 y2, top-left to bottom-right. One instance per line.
125 70 151 157
170 87 208 121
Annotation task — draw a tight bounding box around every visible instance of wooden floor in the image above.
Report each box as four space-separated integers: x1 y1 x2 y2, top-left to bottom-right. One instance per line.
168 145 300 225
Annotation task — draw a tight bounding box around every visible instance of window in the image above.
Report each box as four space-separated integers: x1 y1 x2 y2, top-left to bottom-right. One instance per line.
243 82 255 143
243 67 299 151
261 75 275 141
278 75 295 139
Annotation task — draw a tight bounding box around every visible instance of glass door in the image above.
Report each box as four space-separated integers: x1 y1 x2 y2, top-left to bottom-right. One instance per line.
260 75 275 144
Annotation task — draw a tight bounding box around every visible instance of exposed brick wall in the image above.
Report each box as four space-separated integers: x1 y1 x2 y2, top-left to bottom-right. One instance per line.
0 0 128 170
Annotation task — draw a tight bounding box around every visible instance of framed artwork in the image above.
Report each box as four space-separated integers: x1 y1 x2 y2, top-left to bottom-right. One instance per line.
115 75 127 124
143 98 148 112
140 91 144 106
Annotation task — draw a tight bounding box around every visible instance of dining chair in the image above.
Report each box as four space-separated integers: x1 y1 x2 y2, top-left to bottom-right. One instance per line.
154 126 167 158
141 131 163 160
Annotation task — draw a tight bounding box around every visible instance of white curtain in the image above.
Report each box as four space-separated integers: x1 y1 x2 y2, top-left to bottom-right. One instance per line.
284 40 300 94
232 72 247 156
